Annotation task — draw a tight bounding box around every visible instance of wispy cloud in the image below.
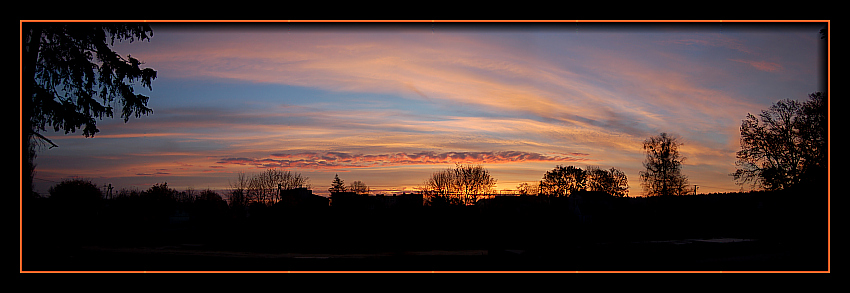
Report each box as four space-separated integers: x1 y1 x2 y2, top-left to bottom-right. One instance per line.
216 151 592 170
138 31 763 152
33 24 821 196
135 172 170 176
729 59 783 72
663 36 753 54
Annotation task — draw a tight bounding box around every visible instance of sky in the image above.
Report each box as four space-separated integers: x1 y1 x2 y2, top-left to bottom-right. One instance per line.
28 21 828 198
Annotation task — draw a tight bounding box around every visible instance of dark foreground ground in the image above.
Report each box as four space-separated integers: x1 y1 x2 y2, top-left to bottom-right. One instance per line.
22 189 829 272
23 237 827 272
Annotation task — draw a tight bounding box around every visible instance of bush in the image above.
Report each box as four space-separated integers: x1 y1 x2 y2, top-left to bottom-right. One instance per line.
45 179 104 246
48 179 103 204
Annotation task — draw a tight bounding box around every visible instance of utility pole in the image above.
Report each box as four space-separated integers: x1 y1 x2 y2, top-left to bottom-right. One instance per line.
693 185 698 196
103 183 113 199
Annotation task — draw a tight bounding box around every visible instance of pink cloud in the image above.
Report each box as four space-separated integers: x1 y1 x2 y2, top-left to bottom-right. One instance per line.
217 151 593 170
729 59 783 72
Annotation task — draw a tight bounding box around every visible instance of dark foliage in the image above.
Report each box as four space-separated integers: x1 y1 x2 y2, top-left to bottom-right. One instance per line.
539 165 586 198
537 165 629 198
22 22 157 201
48 178 103 203
733 92 827 191
640 133 689 196
328 174 346 193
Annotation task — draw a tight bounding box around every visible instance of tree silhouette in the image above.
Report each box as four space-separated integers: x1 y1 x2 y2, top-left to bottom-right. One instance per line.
228 171 250 211
137 182 178 225
640 133 689 197
420 163 496 206
329 174 346 194
142 182 177 201
193 189 228 225
247 168 310 206
349 180 369 195
732 92 827 190
539 165 586 198
516 182 539 196
22 23 157 196
228 169 310 207
421 166 458 206
586 166 629 197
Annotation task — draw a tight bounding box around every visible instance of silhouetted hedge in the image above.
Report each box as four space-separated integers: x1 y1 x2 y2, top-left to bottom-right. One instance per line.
24 184 828 255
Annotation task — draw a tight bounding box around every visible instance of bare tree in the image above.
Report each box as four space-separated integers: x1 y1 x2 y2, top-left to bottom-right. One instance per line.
278 169 311 190
260 169 310 205
420 163 496 206
516 182 539 196
247 173 271 206
420 167 457 205
232 169 310 206
229 171 250 208
349 180 370 195
640 133 689 197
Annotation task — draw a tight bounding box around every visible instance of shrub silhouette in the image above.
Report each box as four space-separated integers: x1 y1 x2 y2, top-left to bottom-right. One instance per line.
48 178 103 204
43 179 104 248
192 189 228 224
47 179 104 222
142 182 177 201
138 182 178 226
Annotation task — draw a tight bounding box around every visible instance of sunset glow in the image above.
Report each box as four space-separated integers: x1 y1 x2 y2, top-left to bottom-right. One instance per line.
28 21 827 197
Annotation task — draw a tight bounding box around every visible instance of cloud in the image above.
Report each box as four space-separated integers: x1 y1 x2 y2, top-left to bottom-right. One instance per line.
663 36 753 54
139 33 620 125
135 30 762 157
44 25 816 197
47 132 189 139
217 151 592 170
135 172 171 176
729 59 783 72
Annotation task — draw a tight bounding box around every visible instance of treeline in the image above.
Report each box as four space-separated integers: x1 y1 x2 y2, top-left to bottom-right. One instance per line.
24 176 826 258
24 158 828 269
419 163 630 207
